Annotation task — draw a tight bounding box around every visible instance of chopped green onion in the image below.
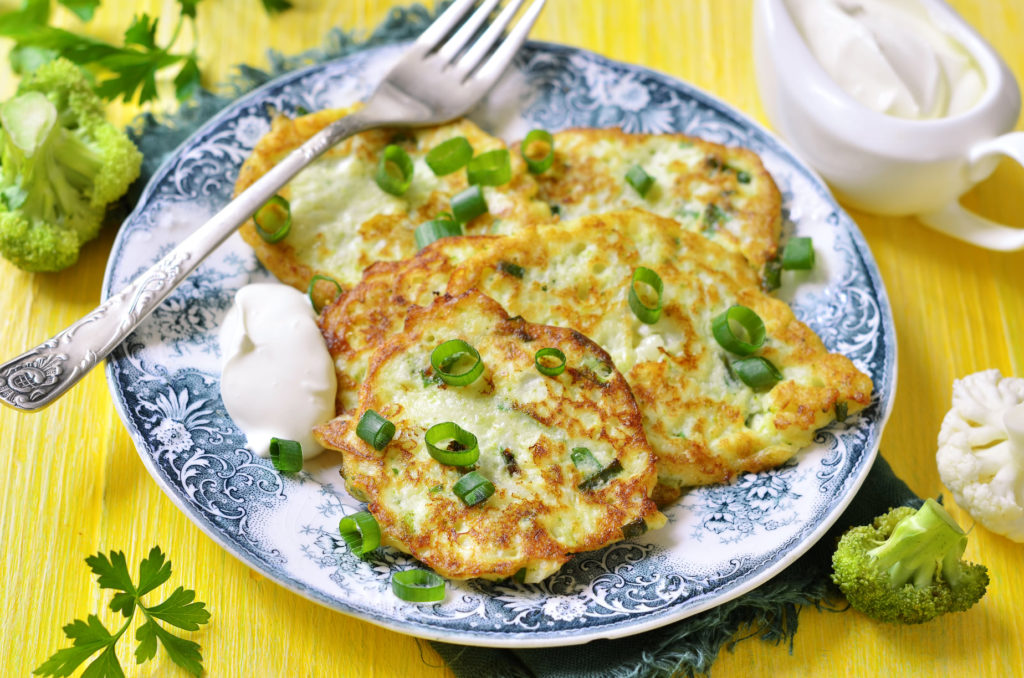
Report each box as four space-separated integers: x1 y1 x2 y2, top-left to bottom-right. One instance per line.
512 568 527 583
835 401 849 422
269 437 303 472
621 518 648 539
375 144 414 196
467 149 512 186
307 274 343 314
711 305 766 356
425 136 472 176
414 217 462 250
453 470 495 507
781 237 815 270
761 258 782 292
391 569 446 603
338 510 381 558
425 422 480 466
625 165 654 198
356 409 396 451
736 170 752 184
501 448 520 476
451 185 488 223
581 356 613 383
521 129 554 174
534 347 567 377
253 194 292 243
570 446 601 474
430 339 484 386
628 266 664 324
732 356 783 390
578 459 623 492
497 260 525 278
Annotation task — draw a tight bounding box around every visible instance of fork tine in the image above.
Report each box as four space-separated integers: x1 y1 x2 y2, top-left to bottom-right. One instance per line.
470 0 546 84
412 0 478 53
454 0 528 76
436 0 503 63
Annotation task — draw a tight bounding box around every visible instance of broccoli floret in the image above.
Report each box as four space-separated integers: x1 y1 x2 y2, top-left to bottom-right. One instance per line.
0 58 142 272
832 498 989 624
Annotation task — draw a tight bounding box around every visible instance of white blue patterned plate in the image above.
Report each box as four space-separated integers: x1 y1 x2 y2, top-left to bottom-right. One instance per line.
103 42 895 648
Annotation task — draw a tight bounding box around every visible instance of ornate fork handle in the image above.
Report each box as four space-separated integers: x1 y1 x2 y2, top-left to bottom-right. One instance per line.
0 109 379 412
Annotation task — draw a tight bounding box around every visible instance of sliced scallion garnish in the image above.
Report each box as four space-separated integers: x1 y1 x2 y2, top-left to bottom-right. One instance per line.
513 568 527 583
761 258 782 292
732 356 783 390
451 185 488 223
521 129 554 174
414 217 462 250
534 347 567 377
711 305 766 356
269 437 303 472
781 237 815 270
356 409 396 451
621 518 648 539
625 165 654 198
338 510 381 558
570 446 601 474
452 470 495 507
628 266 664 324
391 569 446 603
424 422 480 466
425 136 472 176
253 194 292 243
430 339 484 386
497 260 525 278
375 144 414 196
578 459 623 492
307 274 343 314
835 401 849 422
466 148 511 186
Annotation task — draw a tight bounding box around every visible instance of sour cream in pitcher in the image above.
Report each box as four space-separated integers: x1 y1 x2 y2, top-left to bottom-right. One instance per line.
785 0 986 119
219 283 337 459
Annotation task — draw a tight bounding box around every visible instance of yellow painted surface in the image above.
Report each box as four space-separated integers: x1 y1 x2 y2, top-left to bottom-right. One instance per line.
1 1 1023 676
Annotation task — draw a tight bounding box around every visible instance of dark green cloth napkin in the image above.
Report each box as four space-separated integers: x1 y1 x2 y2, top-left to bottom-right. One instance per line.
125 8 918 676
429 454 921 678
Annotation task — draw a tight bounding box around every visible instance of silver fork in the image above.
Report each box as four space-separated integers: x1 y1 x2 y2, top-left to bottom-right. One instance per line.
0 0 546 412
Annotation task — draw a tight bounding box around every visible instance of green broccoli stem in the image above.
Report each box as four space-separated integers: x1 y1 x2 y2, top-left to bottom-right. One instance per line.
867 498 968 589
50 127 104 193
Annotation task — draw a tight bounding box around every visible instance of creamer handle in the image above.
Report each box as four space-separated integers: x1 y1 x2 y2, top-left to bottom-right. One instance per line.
917 132 1024 252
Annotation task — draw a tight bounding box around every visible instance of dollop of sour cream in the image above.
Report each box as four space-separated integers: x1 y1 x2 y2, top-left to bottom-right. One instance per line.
219 283 337 459
785 0 986 119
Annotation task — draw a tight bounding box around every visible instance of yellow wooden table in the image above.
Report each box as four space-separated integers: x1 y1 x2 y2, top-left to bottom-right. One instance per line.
2 1 1022 676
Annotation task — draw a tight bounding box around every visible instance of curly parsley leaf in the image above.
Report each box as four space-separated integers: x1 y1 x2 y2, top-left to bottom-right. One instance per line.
261 0 293 14
35 547 209 678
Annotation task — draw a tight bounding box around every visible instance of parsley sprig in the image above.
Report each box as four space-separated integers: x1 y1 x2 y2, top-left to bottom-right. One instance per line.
35 546 211 677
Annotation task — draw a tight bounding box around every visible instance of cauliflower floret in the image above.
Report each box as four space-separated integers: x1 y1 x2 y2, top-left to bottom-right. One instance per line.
937 369 1024 542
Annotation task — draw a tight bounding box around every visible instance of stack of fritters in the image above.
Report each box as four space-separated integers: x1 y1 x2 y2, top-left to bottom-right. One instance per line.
234 112 874 581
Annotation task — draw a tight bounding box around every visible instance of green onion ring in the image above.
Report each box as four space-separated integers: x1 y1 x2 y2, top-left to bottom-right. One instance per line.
425 136 472 176
521 129 554 174
732 356 783 390
307 274 343 314
534 347 566 376
451 185 488 223
430 339 484 386
414 217 462 250
467 148 512 186
628 266 664 324
424 422 480 466
375 144 414 196
625 165 654 198
338 510 381 557
452 470 495 507
621 518 648 539
391 569 446 603
253 194 292 243
781 237 815 270
356 409 396 451
269 437 303 472
711 305 766 356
